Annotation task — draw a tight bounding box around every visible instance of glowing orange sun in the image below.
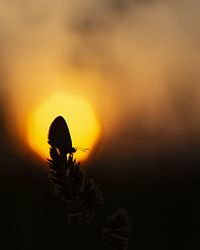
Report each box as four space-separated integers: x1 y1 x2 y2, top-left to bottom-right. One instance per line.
26 93 101 162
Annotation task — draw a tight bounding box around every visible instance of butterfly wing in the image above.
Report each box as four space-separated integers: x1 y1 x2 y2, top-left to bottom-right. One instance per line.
48 116 73 154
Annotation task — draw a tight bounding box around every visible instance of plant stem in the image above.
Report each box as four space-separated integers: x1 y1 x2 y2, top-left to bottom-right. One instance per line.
85 224 102 250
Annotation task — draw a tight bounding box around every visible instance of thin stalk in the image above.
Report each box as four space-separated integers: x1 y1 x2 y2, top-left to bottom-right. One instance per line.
85 223 102 250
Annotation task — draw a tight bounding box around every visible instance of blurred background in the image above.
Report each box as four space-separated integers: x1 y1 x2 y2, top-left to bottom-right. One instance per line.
0 0 200 249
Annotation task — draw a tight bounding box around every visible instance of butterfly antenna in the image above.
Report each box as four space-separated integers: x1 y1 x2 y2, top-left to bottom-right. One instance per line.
75 147 90 152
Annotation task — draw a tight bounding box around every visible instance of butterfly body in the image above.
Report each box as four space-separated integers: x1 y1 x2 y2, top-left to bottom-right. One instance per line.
48 116 77 155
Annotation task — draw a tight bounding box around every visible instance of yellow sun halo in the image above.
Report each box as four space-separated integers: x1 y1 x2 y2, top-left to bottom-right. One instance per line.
27 93 101 162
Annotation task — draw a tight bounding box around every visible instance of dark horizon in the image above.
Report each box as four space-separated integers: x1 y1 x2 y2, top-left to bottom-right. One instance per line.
0 108 200 249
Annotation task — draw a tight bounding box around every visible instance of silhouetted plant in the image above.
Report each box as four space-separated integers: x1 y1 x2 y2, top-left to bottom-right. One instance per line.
47 116 131 249
102 209 131 250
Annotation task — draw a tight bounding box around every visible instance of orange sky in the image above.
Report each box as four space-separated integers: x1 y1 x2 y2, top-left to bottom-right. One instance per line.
0 0 200 166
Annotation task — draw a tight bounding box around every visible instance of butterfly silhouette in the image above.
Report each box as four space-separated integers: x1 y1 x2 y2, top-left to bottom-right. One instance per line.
48 116 89 156
48 116 77 156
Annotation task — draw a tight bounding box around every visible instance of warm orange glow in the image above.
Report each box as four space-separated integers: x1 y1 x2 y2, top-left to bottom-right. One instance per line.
27 93 101 162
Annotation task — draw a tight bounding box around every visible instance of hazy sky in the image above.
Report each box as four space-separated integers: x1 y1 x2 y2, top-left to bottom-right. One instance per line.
1 0 200 170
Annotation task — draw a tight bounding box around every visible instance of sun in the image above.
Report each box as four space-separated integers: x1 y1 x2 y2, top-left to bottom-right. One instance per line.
27 93 101 162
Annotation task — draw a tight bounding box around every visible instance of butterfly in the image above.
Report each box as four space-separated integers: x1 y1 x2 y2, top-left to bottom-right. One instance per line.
48 116 89 156
48 116 77 156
